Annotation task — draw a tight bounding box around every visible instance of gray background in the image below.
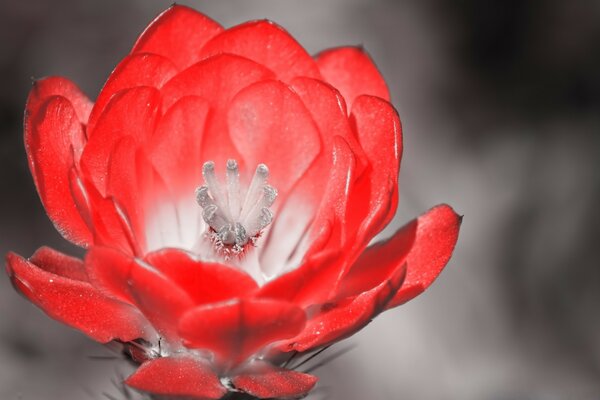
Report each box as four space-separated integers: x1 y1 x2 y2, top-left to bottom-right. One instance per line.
1 1 599 399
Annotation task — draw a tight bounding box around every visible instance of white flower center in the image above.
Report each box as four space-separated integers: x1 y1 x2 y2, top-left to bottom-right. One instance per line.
195 160 277 257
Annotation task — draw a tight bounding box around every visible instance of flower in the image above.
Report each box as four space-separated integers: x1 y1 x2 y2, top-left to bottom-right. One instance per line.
5 5 461 400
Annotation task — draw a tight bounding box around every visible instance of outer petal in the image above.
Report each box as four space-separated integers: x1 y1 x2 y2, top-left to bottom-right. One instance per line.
346 95 402 253
232 360 318 399
200 20 320 82
283 263 406 353
131 5 224 70
387 205 462 308
316 46 390 107
126 356 226 400
26 76 92 124
29 246 88 282
85 246 134 304
25 96 92 246
144 249 258 305
339 205 461 306
6 252 147 343
87 54 177 136
179 299 306 367
128 259 195 343
80 86 162 194
228 80 321 197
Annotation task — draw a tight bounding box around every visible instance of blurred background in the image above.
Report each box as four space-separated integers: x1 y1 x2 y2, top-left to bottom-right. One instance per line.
1 0 599 399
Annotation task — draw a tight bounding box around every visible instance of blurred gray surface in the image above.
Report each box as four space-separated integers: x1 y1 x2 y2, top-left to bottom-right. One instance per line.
1 1 599 399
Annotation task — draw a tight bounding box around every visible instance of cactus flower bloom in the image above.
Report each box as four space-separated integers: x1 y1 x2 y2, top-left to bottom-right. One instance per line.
6 5 461 399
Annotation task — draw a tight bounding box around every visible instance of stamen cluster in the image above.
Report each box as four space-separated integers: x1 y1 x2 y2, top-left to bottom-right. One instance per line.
195 160 277 256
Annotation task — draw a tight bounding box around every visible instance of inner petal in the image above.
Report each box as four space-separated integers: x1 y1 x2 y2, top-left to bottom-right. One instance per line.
144 159 318 285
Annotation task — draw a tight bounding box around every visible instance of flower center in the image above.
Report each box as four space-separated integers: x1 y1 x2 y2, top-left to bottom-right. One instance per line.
195 160 277 257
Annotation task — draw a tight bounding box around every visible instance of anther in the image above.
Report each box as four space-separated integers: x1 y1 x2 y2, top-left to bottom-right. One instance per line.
195 186 211 207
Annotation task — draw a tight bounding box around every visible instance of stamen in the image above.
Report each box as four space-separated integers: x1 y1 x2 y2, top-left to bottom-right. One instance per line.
195 160 277 257
226 160 241 220
202 161 230 220
242 186 278 235
240 164 269 222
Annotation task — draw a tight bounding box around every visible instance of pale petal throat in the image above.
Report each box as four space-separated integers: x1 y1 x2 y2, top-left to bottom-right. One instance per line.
195 160 277 257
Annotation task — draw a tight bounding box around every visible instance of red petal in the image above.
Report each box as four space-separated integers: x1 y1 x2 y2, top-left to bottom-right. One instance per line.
257 249 339 303
309 136 356 251
81 87 161 195
161 54 274 111
132 5 224 70
161 54 274 167
316 47 390 107
29 246 88 282
126 356 226 399
283 263 406 353
228 80 321 197
149 96 210 195
128 259 195 343
5 252 147 343
232 360 318 399
179 299 306 367
336 205 461 306
144 249 258 305
346 95 402 252
83 179 142 256
386 205 462 308
257 79 367 276
257 138 358 306
290 77 368 172
87 54 176 136
106 138 159 252
200 20 320 82
26 76 92 124
25 96 92 246
85 246 134 303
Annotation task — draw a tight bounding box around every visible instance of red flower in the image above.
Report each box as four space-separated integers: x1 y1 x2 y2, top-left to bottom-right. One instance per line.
6 5 461 399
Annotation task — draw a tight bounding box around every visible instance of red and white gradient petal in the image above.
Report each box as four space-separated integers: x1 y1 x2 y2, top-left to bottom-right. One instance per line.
161 54 274 168
227 79 321 199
